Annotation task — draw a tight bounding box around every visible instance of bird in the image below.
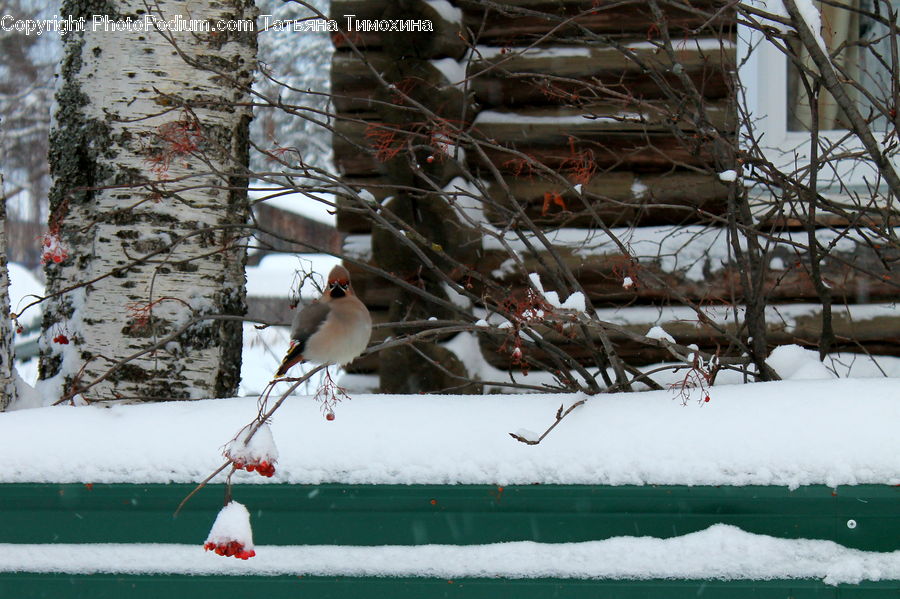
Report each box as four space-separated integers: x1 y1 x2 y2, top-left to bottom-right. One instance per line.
275 264 372 377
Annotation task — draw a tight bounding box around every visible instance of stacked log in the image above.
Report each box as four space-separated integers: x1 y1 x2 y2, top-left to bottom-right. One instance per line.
330 0 900 386
331 0 481 390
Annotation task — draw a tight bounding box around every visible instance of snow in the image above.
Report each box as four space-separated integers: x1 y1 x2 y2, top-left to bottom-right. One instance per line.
475 110 595 125
645 326 675 343
767 344 835 380
424 0 462 24
718 169 738 182
7 263 43 327
794 0 828 54
588 301 898 329
245 254 341 299
441 332 524 391
441 281 472 309
558 291 586 311
528 272 587 312
430 57 466 87
342 234 372 261
513 428 540 443
0 378 897 488
225 422 279 466
205 501 255 550
624 38 737 52
249 182 337 226
475 40 732 62
483 224 900 283
2 525 898 584
630 178 648 199
491 257 517 278
444 177 490 228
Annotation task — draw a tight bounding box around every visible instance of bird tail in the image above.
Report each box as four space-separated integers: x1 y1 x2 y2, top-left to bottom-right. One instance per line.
275 343 305 377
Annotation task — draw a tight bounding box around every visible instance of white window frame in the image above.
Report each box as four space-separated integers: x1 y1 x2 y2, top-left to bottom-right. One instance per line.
736 16 882 191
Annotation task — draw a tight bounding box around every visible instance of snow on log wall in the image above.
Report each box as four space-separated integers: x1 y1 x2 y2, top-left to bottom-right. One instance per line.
329 0 900 388
41 0 256 401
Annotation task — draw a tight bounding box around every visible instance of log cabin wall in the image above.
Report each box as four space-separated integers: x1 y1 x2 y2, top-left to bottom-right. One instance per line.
330 0 900 392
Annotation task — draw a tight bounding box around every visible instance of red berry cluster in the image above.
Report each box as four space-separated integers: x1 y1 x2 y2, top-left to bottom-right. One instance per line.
40 232 68 265
204 540 255 560
233 459 275 477
53 334 69 345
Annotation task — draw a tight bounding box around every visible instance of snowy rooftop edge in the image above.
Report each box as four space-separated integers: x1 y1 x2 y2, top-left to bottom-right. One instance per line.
2 525 898 584
1 378 898 487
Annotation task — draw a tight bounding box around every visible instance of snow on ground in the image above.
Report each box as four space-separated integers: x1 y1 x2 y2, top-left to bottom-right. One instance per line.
767 344 836 380
7 263 43 328
0 378 897 487
248 181 337 226
245 253 340 299
2 524 899 584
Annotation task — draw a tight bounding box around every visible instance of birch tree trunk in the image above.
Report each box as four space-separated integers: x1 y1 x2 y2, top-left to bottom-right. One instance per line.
0 173 17 411
40 0 257 401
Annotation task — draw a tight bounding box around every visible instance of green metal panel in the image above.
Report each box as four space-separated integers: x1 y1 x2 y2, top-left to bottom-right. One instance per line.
0 483 896 551
1 574 898 599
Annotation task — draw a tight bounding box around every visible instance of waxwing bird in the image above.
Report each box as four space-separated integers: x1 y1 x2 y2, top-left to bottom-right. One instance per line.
275 265 372 377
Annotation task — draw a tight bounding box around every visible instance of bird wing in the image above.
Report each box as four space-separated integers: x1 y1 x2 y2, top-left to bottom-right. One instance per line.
275 301 333 377
290 300 332 352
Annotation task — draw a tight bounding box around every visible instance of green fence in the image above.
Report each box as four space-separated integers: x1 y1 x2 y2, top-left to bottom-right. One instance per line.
1 483 897 597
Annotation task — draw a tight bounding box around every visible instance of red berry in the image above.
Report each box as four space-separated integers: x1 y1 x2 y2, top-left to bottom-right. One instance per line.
704 395 711 403
326 412 335 421
246 463 255 472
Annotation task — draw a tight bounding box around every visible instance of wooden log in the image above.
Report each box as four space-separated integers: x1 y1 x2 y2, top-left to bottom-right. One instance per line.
334 177 400 233
458 0 734 45
333 117 389 177
333 117 468 180
482 172 729 227
335 106 731 175
343 246 403 308
334 171 730 233
479 238 900 306
344 221 900 309
330 0 468 59
464 87 734 177
473 133 719 172
472 103 735 139
478 303 900 368
468 40 735 107
331 52 470 115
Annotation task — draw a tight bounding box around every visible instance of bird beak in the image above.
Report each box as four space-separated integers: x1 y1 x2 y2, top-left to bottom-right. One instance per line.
329 281 350 297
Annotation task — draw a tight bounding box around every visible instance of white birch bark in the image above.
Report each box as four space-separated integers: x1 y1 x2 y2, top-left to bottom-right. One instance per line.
40 0 257 401
0 173 17 411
